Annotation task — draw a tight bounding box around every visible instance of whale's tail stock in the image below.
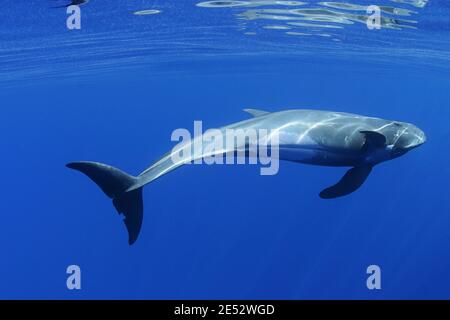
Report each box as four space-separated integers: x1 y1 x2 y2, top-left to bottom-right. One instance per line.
66 161 143 245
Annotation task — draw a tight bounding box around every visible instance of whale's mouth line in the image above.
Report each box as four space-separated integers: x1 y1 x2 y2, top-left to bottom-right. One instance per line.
402 133 427 150
391 141 424 157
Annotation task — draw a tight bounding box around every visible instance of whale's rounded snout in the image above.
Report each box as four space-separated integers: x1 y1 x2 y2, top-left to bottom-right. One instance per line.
409 125 426 149
391 123 426 158
417 129 427 146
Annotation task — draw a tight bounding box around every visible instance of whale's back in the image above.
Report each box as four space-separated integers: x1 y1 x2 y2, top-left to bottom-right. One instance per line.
240 109 396 152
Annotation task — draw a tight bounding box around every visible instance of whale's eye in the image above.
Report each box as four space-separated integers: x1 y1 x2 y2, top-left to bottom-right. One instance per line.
393 122 402 127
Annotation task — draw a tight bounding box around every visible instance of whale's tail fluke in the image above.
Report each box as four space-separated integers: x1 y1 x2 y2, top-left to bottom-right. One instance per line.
66 161 143 245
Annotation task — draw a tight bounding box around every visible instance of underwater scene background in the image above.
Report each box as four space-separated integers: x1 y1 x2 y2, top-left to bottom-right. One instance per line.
1 0 450 299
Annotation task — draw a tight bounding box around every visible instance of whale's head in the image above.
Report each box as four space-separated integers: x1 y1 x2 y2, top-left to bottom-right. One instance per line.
390 122 426 158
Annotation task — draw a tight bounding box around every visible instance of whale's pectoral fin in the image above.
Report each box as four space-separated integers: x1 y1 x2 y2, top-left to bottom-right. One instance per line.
319 166 373 199
360 131 387 149
243 108 270 118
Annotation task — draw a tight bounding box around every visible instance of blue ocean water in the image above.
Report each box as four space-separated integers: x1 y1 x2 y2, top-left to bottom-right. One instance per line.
1 0 450 299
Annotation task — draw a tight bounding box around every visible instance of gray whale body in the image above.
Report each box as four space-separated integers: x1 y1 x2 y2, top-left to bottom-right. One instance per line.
67 108 426 244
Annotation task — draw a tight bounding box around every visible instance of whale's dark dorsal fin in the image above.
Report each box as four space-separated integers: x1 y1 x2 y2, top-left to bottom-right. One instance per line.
319 166 372 199
243 108 270 118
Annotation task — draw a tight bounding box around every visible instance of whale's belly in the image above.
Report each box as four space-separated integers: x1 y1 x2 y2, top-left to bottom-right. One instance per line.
278 145 361 167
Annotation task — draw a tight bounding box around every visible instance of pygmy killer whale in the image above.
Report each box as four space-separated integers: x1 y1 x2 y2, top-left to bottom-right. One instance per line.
67 108 426 244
